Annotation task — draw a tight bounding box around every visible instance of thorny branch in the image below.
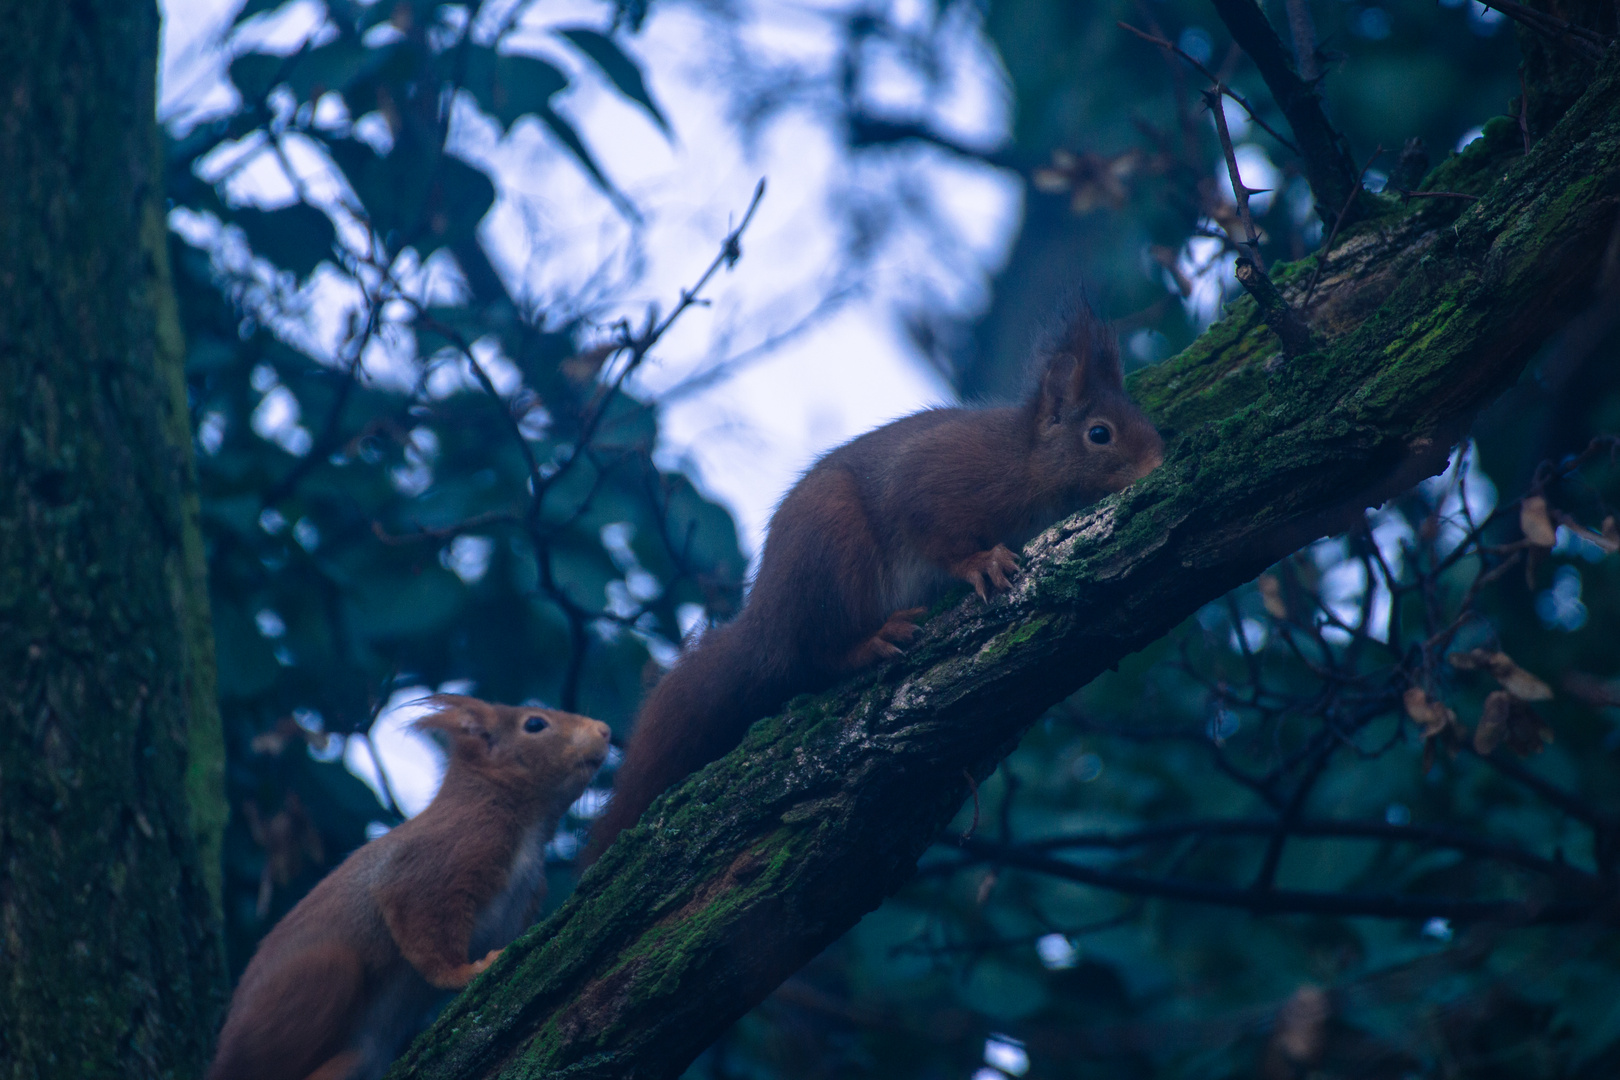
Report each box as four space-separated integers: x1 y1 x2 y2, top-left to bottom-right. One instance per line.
1207 0 1360 219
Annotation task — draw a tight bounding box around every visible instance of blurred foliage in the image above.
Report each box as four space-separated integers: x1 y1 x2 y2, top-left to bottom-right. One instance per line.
162 0 1620 1076
166 0 745 975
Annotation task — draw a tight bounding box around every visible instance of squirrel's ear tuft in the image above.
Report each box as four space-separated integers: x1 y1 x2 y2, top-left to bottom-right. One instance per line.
1059 303 1123 396
414 696 495 753
1033 301 1122 417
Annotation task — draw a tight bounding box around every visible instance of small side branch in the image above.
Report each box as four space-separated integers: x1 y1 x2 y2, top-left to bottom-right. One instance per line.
1235 258 1313 357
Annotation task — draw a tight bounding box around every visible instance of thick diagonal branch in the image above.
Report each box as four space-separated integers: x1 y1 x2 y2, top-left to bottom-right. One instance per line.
389 52 1620 1080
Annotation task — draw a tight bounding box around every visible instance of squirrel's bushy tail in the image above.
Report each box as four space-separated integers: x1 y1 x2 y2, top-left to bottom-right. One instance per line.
585 617 784 862
207 942 363 1080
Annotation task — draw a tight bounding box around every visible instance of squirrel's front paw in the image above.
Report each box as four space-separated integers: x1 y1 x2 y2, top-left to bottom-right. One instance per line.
952 545 1021 600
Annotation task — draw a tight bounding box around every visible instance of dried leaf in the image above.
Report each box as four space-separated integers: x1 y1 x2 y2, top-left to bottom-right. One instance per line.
1474 691 1510 755
250 714 331 756
1258 573 1287 618
976 870 998 906
1404 687 1457 737
1032 148 1156 215
1406 687 1464 769
1272 985 1330 1066
1448 649 1553 701
1474 690 1552 757
249 727 291 757
1520 495 1556 547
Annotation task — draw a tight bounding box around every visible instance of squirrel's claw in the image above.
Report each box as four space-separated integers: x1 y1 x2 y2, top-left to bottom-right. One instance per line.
954 545 1021 600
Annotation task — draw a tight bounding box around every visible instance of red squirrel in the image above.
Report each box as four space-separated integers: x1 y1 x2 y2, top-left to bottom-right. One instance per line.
208 696 610 1080
586 305 1163 860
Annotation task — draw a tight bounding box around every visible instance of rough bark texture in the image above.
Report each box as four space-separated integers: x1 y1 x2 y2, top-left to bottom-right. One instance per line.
0 2 228 1077
390 46 1620 1080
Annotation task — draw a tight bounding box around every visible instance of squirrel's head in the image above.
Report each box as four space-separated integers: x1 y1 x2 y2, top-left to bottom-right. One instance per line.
1027 307 1163 498
414 695 612 808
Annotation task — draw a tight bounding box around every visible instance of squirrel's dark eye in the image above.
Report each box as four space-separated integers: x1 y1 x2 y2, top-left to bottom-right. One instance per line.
523 714 548 733
1087 425 1112 445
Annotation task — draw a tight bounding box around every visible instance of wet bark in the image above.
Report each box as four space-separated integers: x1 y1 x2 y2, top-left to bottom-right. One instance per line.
0 2 227 1077
391 42 1620 1080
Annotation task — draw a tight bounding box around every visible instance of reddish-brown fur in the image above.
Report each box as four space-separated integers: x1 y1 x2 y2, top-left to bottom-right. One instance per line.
208 697 610 1080
586 306 1163 861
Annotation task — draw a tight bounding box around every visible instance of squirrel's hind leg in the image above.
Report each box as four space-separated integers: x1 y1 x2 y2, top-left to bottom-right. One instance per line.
839 607 926 670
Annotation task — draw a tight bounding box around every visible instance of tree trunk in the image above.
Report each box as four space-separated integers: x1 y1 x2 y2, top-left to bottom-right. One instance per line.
388 38 1620 1079
0 2 227 1077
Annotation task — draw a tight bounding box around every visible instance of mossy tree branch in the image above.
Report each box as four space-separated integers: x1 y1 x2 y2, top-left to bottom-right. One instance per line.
390 46 1620 1080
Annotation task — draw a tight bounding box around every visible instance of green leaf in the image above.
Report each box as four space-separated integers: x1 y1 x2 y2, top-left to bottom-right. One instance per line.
462 48 629 211
285 37 383 103
323 135 401 239
956 959 1050 1020
464 48 568 131
556 28 671 136
347 566 465 640
426 156 496 250
533 105 624 210
232 203 336 277
228 51 285 104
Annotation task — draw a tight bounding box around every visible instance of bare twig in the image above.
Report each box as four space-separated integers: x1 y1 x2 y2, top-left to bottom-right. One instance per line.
948 838 1596 923
1117 21 1299 154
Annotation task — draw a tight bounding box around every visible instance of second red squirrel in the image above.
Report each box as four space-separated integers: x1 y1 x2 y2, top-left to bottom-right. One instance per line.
208 696 610 1080
587 305 1163 860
